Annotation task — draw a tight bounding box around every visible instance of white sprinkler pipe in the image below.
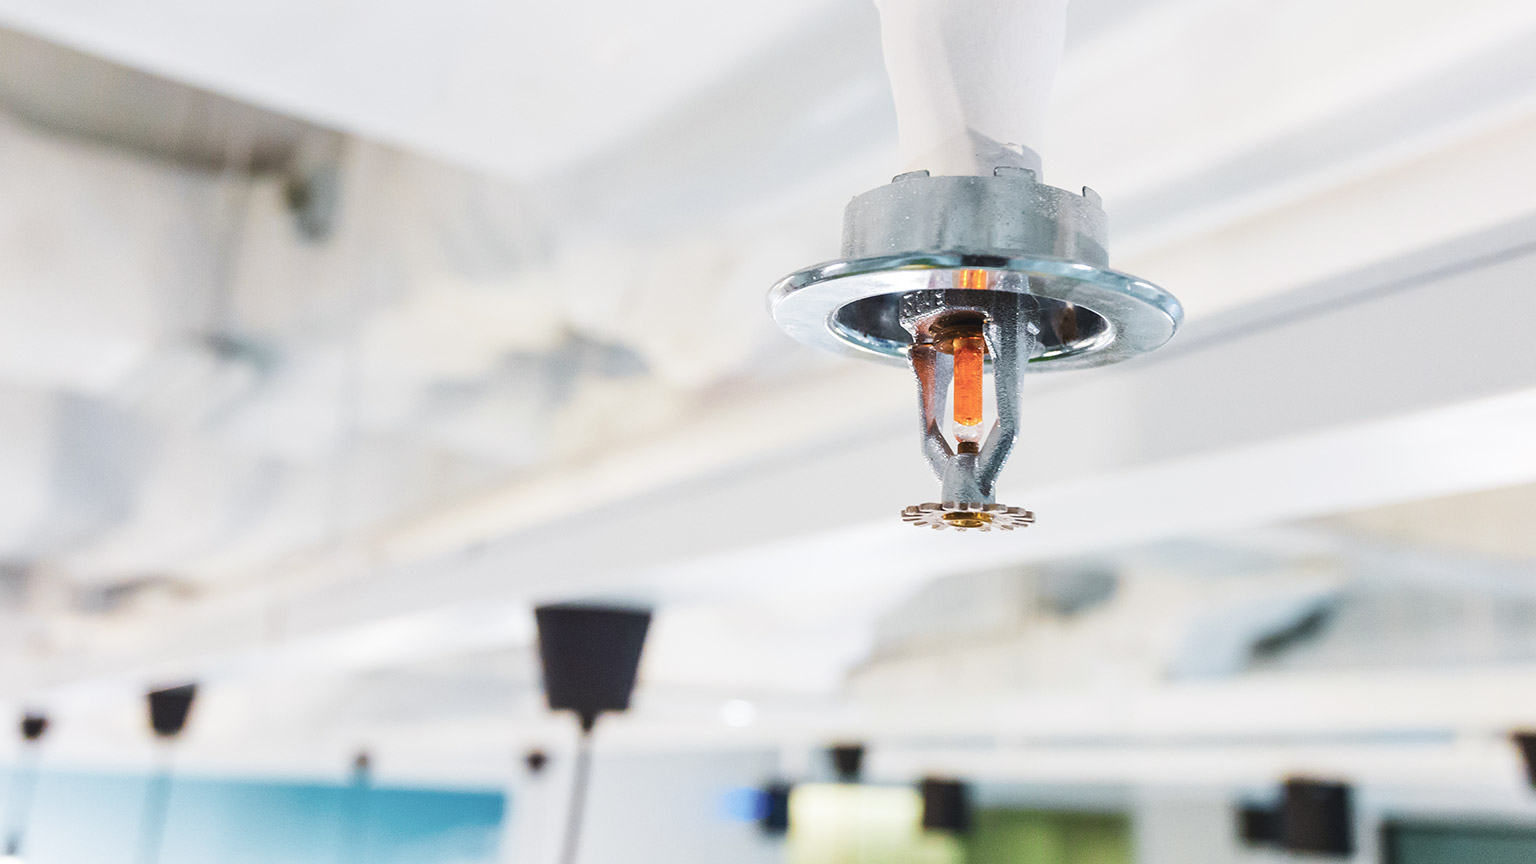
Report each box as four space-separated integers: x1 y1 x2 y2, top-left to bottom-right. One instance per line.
874 0 1069 177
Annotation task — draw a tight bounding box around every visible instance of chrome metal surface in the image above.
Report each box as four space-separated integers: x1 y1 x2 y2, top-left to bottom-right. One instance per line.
767 170 1183 371
769 255 1179 370
842 169 1108 265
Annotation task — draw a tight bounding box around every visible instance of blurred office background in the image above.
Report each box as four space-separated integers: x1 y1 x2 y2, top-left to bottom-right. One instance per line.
3 0 1536 861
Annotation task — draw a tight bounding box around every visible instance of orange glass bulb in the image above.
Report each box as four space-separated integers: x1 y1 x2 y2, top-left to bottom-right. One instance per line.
953 334 986 427
957 268 990 291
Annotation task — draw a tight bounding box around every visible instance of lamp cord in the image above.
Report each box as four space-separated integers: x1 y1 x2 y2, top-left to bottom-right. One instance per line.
341 765 371 864
2 746 39 855
136 748 175 864
557 726 595 864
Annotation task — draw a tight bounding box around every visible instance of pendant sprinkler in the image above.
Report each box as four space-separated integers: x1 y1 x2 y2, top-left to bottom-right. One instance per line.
768 0 1182 531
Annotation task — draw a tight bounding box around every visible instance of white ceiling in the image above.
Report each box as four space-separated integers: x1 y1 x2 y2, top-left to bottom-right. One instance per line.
0 0 840 179
1 0 1536 788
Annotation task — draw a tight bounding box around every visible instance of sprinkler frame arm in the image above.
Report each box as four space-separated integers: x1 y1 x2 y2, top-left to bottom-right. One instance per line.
907 291 1037 506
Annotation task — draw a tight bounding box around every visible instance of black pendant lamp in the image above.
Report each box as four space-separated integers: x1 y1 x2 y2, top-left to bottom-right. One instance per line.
1279 778 1353 857
828 744 865 784
137 684 197 864
2 711 49 861
918 778 972 833
524 749 549 777
339 751 372 864
759 781 792 837
534 603 652 864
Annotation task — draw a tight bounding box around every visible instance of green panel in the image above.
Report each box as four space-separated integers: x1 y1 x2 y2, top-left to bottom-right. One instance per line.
963 810 1132 864
782 787 1131 864
1388 823 1536 864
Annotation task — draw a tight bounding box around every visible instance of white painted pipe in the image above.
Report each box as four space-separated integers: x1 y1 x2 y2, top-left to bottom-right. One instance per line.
873 0 1070 177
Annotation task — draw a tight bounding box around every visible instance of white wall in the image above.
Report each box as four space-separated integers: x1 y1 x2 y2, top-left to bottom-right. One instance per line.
504 747 783 864
1134 789 1246 864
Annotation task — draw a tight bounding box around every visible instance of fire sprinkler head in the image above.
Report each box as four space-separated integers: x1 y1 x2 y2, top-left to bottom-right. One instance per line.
768 167 1182 530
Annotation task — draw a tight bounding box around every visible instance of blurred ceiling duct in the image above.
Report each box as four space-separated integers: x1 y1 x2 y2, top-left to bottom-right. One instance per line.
0 27 343 239
0 27 332 176
533 603 652 864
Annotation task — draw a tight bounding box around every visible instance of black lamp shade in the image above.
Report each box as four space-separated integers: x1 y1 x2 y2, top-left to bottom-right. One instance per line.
919 778 971 833
1513 731 1536 786
829 744 864 783
760 782 792 835
147 684 198 738
534 604 651 731
19 712 47 742
1281 778 1353 856
1238 803 1282 846
525 750 549 776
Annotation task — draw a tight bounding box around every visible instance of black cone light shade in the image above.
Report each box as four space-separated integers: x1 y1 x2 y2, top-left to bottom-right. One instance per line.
1513 731 1536 786
1280 778 1353 857
138 683 198 864
19 713 47 742
829 744 865 783
534 604 651 732
525 750 549 776
5 711 49 858
760 782 792 836
919 778 971 833
534 603 652 864
147 684 197 738
1238 802 1282 847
